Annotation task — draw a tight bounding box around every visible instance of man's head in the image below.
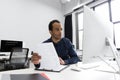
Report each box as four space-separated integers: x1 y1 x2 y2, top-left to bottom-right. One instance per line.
48 20 62 42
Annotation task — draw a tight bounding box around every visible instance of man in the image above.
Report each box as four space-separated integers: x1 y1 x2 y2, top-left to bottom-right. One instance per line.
31 20 80 68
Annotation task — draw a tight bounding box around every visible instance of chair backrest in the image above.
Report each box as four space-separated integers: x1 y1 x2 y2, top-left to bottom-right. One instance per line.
9 48 29 65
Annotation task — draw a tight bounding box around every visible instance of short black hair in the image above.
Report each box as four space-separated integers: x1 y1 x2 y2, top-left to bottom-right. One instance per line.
48 20 60 31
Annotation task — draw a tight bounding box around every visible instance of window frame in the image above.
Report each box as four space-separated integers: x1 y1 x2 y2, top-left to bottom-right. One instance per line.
75 0 120 50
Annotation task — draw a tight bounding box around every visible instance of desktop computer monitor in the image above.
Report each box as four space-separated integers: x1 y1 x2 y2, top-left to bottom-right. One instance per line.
82 6 114 64
0 40 23 52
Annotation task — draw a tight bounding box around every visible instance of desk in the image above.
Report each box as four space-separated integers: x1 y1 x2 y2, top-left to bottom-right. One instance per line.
0 62 120 80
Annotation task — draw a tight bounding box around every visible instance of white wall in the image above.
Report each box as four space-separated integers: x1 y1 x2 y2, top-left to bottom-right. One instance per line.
0 0 64 51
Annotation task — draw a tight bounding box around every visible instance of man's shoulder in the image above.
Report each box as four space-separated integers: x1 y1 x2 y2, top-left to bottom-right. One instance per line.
43 38 52 43
61 37 72 46
61 37 72 49
62 37 70 42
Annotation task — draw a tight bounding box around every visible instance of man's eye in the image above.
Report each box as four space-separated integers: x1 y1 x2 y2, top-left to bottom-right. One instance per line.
55 28 62 31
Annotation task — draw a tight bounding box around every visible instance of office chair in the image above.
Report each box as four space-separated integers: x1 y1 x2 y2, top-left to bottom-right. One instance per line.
5 48 29 70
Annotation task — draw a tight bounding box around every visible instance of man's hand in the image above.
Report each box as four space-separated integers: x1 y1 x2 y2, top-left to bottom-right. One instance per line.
59 57 65 65
31 53 41 64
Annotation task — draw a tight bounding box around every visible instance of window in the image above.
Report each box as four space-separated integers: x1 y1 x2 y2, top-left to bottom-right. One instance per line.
111 0 120 49
78 13 83 30
111 0 120 22
76 0 120 50
77 2 109 50
77 12 83 50
114 23 120 48
94 2 110 21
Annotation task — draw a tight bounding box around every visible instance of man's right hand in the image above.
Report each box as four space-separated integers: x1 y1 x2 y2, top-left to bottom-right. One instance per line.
31 53 41 64
59 57 65 65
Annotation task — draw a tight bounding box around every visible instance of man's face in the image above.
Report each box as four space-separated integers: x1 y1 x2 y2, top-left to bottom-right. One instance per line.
49 22 62 40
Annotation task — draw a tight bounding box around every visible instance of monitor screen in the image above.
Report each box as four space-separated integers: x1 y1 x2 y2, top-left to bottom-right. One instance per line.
82 6 114 64
0 40 23 52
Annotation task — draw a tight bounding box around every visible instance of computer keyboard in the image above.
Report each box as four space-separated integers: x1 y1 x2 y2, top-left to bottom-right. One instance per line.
77 62 100 70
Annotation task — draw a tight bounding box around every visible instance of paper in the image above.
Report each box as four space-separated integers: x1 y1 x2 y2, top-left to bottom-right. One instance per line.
34 42 61 71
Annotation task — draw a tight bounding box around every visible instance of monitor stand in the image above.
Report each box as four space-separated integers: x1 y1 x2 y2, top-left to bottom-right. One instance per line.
95 37 120 74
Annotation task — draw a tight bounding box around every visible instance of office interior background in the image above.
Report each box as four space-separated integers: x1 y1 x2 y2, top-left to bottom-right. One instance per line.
0 0 120 53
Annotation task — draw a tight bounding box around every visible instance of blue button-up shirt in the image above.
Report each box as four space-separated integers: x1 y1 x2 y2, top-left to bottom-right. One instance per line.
44 37 80 64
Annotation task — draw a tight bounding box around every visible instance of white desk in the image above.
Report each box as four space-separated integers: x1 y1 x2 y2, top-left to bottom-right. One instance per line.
0 62 120 80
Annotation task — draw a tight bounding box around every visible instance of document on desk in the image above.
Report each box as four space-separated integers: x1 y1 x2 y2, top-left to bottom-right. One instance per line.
34 42 68 72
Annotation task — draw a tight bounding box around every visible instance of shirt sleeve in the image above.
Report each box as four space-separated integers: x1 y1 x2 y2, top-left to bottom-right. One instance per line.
63 38 80 64
34 63 41 68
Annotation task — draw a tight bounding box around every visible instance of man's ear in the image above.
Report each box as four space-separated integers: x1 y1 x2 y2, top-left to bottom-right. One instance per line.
49 30 52 35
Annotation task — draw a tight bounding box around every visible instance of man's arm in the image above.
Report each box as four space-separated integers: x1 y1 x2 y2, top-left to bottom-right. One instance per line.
63 38 80 64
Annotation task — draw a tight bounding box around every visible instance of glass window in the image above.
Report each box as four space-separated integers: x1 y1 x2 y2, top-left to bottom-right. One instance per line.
114 23 120 48
76 1 120 50
78 31 83 50
77 13 83 50
111 0 120 22
78 13 83 30
95 2 110 21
